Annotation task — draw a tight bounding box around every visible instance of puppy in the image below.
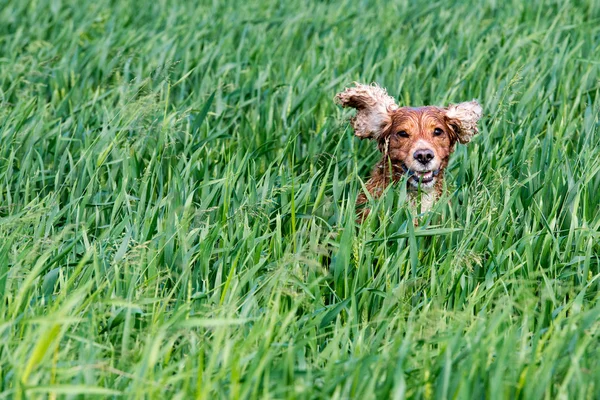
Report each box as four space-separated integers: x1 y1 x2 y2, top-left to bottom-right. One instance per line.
336 82 482 217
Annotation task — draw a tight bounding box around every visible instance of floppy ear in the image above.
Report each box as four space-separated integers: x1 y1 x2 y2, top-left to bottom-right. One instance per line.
335 82 398 139
444 100 483 144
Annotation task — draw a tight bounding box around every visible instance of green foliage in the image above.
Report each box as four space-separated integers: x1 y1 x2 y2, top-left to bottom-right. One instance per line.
0 0 599 398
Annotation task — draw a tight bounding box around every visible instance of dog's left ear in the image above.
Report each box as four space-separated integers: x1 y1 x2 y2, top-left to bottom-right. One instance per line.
444 101 483 144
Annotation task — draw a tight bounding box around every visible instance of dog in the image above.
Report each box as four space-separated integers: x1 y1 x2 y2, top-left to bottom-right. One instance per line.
335 82 482 218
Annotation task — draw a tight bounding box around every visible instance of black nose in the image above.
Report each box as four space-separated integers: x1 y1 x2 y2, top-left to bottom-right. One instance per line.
414 149 434 164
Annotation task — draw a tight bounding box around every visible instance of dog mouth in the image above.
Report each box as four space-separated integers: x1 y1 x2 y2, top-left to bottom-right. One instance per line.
410 170 437 184
399 164 440 185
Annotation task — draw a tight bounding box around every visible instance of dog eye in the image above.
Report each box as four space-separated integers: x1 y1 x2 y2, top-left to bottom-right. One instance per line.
397 130 409 138
433 128 444 136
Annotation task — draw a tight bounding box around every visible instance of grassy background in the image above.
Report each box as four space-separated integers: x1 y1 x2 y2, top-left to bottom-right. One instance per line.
1 0 599 398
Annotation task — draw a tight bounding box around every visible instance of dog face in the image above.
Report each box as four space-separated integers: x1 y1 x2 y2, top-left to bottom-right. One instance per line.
336 83 482 190
382 107 455 188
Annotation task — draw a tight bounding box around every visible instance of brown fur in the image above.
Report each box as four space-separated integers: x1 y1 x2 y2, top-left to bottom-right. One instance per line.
335 83 482 218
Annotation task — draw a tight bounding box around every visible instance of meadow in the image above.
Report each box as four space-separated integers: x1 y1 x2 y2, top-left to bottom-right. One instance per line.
0 0 599 398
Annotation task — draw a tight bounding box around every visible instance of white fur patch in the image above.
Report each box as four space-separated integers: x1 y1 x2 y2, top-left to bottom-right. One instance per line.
418 192 436 213
413 139 432 150
409 190 436 213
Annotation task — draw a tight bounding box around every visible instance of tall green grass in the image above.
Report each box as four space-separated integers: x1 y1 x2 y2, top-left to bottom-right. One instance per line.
0 0 599 398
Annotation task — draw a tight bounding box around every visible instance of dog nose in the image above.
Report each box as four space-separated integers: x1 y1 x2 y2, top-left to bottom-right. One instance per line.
414 149 434 164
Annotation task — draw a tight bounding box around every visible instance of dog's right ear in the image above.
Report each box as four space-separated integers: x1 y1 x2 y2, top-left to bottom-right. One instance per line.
335 83 398 139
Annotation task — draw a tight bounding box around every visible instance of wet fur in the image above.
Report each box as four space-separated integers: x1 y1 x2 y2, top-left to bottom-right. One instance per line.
335 83 482 218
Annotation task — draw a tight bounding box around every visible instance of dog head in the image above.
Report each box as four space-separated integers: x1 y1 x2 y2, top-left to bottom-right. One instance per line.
336 83 482 189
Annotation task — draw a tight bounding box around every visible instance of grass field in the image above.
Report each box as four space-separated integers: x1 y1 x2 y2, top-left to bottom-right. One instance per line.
1 0 599 398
